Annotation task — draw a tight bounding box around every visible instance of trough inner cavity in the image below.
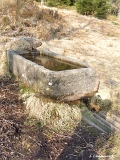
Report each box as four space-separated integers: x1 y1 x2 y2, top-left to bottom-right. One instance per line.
22 54 79 71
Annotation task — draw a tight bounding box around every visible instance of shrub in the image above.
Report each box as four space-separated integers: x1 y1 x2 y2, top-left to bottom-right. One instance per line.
47 0 73 7
95 0 111 19
75 0 111 19
75 0 95 15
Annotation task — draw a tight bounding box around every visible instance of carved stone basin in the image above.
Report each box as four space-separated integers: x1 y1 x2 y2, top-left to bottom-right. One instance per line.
6 49 99 101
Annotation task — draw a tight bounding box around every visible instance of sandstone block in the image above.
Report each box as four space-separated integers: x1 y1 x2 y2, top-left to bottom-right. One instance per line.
6 49 99 101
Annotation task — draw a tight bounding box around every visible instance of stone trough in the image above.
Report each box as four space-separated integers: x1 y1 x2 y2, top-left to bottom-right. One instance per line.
6 49 99 101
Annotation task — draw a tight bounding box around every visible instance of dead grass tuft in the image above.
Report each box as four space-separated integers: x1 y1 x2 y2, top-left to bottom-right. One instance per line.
107 15 120 22
22 93 82 132
0 15 11 26
20 2 39 19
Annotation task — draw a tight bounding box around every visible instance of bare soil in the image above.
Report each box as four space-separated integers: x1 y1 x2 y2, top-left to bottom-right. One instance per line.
0 77 120 160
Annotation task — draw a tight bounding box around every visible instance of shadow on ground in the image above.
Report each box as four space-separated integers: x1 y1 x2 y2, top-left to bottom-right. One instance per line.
0 77 117 160
32 121 112 160
57 123 99 160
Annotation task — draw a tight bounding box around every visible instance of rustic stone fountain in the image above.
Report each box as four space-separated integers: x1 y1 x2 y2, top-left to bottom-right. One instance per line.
6 49 99 101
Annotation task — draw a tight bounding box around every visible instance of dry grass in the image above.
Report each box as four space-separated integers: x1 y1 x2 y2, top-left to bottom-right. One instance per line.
0 3 120 159
21 92 82 132
0 0 41 26
0 15 11 26
19 2 40 19
107 15 120 22
0 1 63 40
0 0 61 23
96 133 120 160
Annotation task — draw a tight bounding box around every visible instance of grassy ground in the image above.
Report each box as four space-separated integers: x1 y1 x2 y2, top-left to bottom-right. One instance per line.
0 2 120 159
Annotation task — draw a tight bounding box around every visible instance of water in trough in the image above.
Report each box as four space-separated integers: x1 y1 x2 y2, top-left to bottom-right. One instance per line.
23 54 79 71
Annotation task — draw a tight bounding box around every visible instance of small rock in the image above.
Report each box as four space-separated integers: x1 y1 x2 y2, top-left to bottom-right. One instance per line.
104 79 118 88
6 37 42 54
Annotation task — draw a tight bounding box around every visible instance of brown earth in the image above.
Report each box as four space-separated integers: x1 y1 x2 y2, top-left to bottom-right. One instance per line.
0 77 118 160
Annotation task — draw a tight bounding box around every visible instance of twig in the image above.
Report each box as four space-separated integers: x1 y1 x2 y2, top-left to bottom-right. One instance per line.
28 135 41 146
74 132 87 145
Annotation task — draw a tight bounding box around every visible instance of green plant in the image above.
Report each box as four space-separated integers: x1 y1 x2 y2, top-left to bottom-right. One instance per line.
35 0 41 2
75 0 95 15
95 0 111 19
19 81 33 95
47 0 73 7
75 0 111 19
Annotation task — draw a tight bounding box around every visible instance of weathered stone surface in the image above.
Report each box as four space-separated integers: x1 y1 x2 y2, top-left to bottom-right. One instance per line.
6 49 99 101
6 37 42 54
